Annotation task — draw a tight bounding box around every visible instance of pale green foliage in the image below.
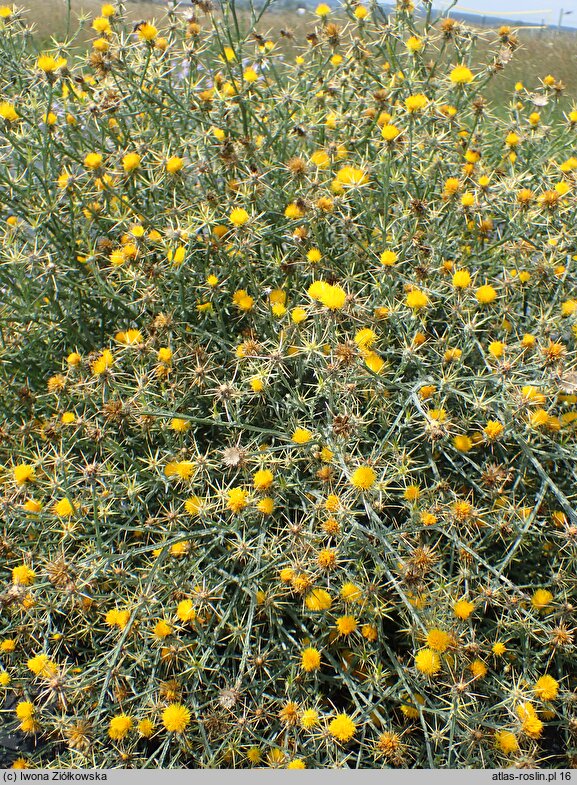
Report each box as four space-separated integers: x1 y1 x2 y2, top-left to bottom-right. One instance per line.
0 0 576 770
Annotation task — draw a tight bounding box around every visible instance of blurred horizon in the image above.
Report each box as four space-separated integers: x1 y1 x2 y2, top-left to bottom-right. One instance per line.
435 0 577 27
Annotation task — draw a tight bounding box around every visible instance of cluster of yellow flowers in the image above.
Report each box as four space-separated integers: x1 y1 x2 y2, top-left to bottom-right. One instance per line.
0 0 575 770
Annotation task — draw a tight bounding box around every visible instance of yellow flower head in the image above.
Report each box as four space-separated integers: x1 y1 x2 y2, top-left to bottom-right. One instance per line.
16 701 35 721
158 347 172 364
176 599 196 623
476 284 497 304
301 709 319 729
292 427 312 444
328 713 356 742
162 703 191 733
105 608 130 629
84 152 103 170
335 165 369 188
336 615 357 635
469 659 488 679
415 648 441 675
291 307 307 324
37 54 66 73
27 654 57 677
355 328 376 349
253 469 274 491
380 119 399 141
405 94 428 113
311 281 347 310
310 149 330 168
138 718 155 738
301 647 321 672
137 22 158 42
92 16 111 34
13 464 35 485
170 417 190 433
516 702 543 739
426 629 451 653
534 674 559 701
227 487 248 513
153 620 172 639
350 465 377 490
243 67 258 83
452 269 471 288
258 497 275 515
453 434 473 453
406 35 424 53
0 101 18 122
506 131 520 148
166 156 184 174
122 152 141 173
108 714 133 740
406 289 429 310
164 461 195 481
305 589 332 611
453 599 475 619
53 497 75 517
450 65 474 84
229 207 250 227
340 582 362 603
12 565 35 586
484 420 504 441
531 588 553 610
495 730 519 755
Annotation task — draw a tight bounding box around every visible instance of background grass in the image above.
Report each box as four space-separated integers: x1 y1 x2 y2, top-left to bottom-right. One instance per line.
26 0 163 44
24 0 577 106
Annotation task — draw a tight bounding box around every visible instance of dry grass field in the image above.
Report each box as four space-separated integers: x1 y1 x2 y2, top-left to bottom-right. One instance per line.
25 0 166 41
25 0 577 104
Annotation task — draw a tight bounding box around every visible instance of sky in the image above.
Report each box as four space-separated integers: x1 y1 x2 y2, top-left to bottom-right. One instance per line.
434 0 577 26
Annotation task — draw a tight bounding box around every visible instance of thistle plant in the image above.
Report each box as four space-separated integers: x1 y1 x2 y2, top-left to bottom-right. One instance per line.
0 0 576 770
